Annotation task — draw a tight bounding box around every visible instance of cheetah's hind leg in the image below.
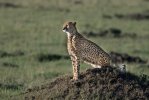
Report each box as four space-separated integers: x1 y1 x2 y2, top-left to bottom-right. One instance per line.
91 64 101 68
84 61 101 68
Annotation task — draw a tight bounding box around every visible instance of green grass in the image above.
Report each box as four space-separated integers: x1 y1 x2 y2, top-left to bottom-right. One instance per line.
0 0 149 99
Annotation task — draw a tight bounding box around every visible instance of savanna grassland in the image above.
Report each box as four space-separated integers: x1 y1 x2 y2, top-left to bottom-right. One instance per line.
0 0 149 99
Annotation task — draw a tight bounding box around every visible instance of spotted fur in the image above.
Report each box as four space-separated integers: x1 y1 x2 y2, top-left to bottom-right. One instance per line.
62 21 111 80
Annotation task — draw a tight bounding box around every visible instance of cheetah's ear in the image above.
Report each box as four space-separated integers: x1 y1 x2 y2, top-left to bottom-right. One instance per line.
73 22 76 26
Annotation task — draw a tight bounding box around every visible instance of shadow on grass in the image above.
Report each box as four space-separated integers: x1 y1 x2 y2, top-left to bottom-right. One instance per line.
0 83 23 90
36 52 147 64
0 50 24 58
0 2 22 8
36 54 69 62
110 51 147 64
2 62 19 68
103 10 149 20
83 28 137 38
37 5 70 12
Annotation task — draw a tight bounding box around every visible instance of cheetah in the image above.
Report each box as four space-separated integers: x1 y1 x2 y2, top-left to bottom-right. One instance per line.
62 21 111 80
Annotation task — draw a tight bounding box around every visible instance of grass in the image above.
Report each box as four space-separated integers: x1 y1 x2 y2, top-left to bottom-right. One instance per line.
0 0 149 99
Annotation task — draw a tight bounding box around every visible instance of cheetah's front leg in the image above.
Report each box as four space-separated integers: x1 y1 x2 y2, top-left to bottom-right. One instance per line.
71 56 80 80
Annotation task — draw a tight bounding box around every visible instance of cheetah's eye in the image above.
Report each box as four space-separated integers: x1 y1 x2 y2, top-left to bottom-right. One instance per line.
63 25 69 31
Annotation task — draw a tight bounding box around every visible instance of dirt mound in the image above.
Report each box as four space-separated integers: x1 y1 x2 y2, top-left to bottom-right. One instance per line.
16 67 149 100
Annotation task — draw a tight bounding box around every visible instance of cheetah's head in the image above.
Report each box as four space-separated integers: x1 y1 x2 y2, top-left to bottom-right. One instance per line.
62 21 77 35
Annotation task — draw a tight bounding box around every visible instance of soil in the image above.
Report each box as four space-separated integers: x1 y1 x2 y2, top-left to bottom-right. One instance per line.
15 66 149 100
